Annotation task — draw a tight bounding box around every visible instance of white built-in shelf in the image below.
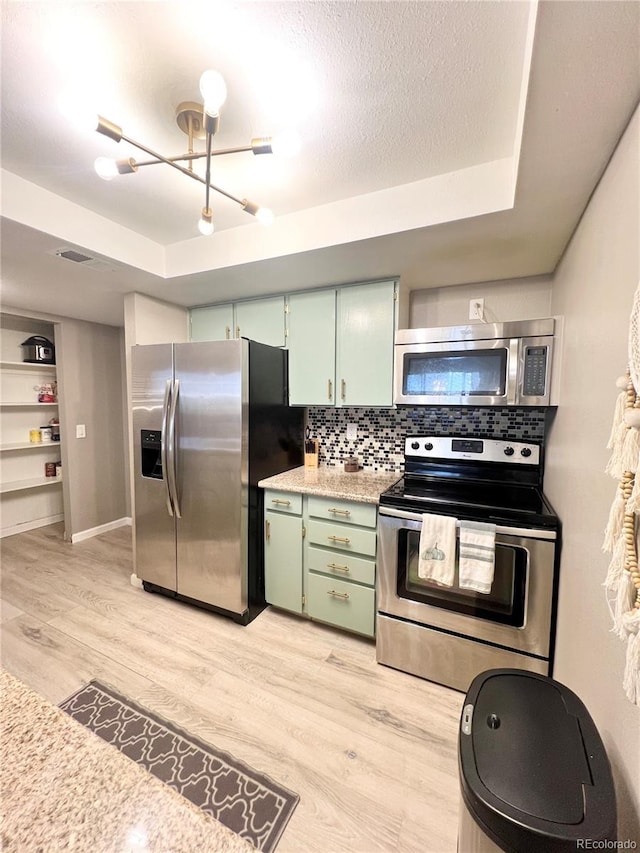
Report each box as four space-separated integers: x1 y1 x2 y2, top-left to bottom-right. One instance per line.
0 402 58 408
0 361 56 372
0 476 62 494
0 442 61 452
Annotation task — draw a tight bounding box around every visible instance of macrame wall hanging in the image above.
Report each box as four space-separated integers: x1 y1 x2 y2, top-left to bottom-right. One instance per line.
603 284 640 707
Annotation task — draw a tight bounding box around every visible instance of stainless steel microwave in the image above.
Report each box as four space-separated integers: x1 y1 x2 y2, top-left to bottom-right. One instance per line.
394 318 555 407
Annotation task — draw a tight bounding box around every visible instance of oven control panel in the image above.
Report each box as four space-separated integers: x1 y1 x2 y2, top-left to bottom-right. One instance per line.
405 436 540 465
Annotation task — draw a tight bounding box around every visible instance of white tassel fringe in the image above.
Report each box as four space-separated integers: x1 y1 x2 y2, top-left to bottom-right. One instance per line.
621 426 640 474
607 390 627 449
604 536 626 590
622 615 640 706
603 486 625 552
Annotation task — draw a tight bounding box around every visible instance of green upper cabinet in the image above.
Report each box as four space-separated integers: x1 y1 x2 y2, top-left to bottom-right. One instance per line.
190 303 234 341
190 296 285 347
287 290 337 406
336 280 397 407
235 296 286 347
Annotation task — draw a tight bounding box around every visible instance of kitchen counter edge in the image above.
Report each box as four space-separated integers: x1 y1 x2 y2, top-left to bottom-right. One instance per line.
258 466 400 505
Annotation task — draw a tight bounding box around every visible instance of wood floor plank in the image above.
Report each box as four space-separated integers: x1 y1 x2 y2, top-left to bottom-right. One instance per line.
1 612 153 704
0 598 24 623
1 523 462 851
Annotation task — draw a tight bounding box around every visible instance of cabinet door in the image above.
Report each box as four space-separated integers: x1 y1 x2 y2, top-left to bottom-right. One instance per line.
287 290 336 406
235 296 285 347
336 280 397 407
264 511 303 613
190 305 234 341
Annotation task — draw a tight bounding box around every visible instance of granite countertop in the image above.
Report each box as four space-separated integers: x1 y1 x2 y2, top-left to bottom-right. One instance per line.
259 465 401 504
1 670 254 853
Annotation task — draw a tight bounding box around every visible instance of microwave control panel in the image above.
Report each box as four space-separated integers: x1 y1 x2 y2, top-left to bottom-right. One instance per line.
522 346 549 397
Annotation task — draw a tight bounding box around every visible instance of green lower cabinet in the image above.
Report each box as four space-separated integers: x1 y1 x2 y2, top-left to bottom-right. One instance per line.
307 573 375 638
264 511 303 613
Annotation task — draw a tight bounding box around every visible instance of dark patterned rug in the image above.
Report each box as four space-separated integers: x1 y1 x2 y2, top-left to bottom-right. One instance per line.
60 680 299 853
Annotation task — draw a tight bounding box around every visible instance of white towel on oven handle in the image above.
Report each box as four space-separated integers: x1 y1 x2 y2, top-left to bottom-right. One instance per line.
458 520 496 594
418 513 457 586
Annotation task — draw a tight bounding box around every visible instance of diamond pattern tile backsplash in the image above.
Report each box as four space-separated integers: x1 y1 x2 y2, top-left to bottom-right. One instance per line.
307 407 550 471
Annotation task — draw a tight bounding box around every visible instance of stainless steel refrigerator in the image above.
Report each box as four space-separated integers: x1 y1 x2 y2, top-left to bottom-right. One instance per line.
132 339 303 624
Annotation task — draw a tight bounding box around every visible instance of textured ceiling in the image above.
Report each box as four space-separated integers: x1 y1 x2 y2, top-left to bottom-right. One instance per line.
1 0 529 243
1 1 639 327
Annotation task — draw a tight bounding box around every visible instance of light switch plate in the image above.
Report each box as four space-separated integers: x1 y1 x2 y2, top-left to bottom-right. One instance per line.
346 423 358 440
76 424 86 439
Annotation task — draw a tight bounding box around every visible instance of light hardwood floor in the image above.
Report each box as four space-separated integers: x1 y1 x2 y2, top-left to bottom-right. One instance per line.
1 523 464 853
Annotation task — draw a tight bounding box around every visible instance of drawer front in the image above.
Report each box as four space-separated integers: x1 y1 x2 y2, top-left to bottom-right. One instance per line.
307 495 377 528
264 489 302 515
307 518 377 558
307 573 375 637
307 545 375 587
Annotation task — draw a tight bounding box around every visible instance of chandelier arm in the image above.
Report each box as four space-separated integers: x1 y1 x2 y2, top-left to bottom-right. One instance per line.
204 131 213 213
119 134 250 209
134 145 254 168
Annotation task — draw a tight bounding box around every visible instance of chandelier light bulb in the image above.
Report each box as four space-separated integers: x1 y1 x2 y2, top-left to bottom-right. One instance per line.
59 95 99 134
94 157 118 180
255 207 275 226
270 130 301 158
199 70 227 115
198 208 215 236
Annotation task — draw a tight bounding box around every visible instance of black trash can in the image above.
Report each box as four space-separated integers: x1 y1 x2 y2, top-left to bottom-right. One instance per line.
458 669 617 852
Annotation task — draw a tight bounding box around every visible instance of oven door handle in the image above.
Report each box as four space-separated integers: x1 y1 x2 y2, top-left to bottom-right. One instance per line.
378 506 557 541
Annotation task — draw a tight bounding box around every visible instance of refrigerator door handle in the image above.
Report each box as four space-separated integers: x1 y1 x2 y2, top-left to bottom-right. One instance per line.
167 378 182 518
161 379 174 517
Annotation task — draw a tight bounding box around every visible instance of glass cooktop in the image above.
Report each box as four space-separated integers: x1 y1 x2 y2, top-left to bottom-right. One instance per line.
380 475 559 529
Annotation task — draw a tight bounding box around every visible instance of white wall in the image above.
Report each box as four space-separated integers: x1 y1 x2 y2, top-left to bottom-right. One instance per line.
410 274 552 327
545 106 640 841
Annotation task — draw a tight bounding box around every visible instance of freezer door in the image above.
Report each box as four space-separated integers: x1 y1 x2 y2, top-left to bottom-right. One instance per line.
132 344 177 590
173 340 247 614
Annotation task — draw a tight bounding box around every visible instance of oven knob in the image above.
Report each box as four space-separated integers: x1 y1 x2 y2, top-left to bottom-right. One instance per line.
504 446 515 456
521 447 532 458
411 441 420 450
424 442 434 451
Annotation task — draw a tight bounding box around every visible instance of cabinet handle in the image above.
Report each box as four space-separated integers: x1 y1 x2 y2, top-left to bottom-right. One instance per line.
327 563 350 573
236 326 241 338
328 508 350 516
341 379 346 401
328 535 350 544
271 498 291 506
328 379 333 401
265 519 271 541
225 326 230 340
327 589 350 600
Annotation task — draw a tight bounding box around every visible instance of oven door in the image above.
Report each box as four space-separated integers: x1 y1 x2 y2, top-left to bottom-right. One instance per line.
377 507 557 657
393 338 518 406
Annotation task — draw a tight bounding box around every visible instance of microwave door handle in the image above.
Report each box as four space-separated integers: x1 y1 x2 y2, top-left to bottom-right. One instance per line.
160 380 174 518
167 378 182 519
508 338 520 405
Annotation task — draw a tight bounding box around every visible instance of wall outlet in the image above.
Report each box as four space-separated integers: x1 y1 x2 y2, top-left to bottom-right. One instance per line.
346 423 358 440
76 424 86 439
469 298 485 321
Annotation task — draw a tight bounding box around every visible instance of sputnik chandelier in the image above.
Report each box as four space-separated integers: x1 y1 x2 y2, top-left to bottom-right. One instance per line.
88 70 299 236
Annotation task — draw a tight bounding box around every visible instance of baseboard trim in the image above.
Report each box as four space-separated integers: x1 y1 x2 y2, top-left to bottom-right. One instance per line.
0 513 64 539
71 517 132 544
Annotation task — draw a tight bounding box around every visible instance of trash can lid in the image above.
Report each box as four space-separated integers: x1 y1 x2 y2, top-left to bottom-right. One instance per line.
459 669 616 853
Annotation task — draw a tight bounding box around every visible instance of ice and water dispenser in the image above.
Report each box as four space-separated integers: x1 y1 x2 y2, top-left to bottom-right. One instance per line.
140 430 163 479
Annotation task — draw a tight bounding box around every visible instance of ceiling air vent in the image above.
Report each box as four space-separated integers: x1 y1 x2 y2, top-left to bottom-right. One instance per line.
50 247 117 273
57 249 93 263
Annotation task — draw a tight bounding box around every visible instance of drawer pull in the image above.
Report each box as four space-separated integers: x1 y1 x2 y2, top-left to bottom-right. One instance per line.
328 379 333 401
341 379 346 401
327 563 350 573
236 325 241 338
265 519 271 541
271 498 291 506
328 508 351 516
327 535 350 544
327 590 350 600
